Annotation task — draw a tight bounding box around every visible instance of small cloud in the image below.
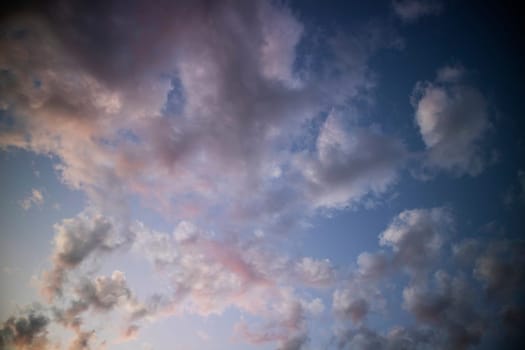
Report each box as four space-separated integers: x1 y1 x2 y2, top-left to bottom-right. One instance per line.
411 65 491 177
392 0 443 22
19 188 44 210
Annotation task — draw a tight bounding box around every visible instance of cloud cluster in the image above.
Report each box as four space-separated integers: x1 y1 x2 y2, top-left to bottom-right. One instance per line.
28 213 333 348
332 209 525 350
0 1 510 349
0 0 406 234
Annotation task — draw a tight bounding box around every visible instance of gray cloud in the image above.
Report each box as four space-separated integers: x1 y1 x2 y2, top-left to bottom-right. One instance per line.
473 240 525 300
75 270 131 312
402 271 484 349
40 213 128 300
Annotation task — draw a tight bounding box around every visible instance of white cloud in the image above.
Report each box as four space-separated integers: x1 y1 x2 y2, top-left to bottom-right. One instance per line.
297 113 407 209
412 65 491 177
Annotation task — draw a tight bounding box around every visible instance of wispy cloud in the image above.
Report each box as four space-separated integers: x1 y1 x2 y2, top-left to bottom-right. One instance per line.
19 188 44 210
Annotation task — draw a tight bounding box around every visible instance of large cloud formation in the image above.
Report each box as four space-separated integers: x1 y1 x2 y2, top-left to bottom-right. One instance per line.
0 0 405 232
0 1 519 349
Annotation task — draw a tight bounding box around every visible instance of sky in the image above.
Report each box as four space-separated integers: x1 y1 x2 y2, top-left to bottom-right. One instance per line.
0 0 524 349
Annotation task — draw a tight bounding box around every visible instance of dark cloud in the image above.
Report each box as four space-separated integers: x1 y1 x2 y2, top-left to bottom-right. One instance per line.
0 309 50 349
402 271 484 349
473 240 525 300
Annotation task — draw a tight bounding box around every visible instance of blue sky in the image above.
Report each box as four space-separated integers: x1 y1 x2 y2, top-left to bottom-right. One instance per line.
1 1 524 349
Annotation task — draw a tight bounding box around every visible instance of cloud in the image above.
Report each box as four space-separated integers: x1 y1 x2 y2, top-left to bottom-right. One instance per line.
19 188 44 210
74 271 131 312
473 240 525 300
294 257 336 287
297 113 407 209
356 251 390 280
234 288 314 349
332 273 386 325
332 212 525 349
379 207 453 275
67 329 95 350
0 310 50 349
411 65 491 177
402 271 484 349
333 292 369 324
0 0 404 237
40 213 128 300
392 0 443 22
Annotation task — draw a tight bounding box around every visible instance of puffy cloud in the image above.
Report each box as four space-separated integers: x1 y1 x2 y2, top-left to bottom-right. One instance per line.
40 213 127 300
379 207 453 275
235 288 315 349
473 240 525 299
0 0 404 236
74 271 131 312
297 113 407 209
412 65 491 177
333 292 369 324
294 257 336 287
402 271 484 349
356 251 390 280
392 0 443 22
0 310 50 349
336 326 385 350
332 275 386 325
19 188 44 210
